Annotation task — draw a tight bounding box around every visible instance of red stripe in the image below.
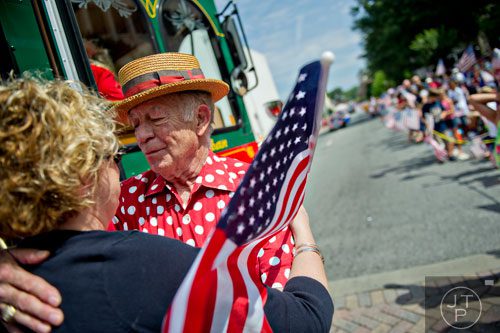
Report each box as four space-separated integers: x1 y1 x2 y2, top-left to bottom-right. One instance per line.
284 176 307 223
227 238 270 332
182 229 228 331
271 155 310 233
124 73 205 97
226 246 249 332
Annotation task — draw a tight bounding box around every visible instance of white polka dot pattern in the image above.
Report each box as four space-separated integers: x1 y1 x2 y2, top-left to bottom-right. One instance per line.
113 153 294 287
194 225 204 235
269 257 280 266
193 202 203 211
205 212 215 222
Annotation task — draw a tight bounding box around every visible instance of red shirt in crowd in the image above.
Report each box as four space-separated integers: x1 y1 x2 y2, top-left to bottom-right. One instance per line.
112 151 294 288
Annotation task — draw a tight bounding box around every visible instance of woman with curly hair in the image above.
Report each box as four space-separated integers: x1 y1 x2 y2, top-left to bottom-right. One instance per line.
0 78 332 332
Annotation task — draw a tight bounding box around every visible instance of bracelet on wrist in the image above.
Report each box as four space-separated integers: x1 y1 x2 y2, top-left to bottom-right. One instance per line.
295 243 319 250
294 246 325 263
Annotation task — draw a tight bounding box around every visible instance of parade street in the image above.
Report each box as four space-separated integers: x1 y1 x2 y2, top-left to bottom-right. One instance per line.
305 112 500 282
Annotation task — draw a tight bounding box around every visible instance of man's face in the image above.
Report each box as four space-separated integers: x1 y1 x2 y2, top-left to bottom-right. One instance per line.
128 95 199 178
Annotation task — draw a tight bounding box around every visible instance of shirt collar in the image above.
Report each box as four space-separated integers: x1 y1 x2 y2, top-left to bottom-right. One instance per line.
144 151 237 198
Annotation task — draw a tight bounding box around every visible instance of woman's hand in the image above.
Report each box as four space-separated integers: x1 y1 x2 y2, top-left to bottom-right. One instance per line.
0 249 63 333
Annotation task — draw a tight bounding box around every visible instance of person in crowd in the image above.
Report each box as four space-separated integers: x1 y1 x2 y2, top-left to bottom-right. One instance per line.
421 88 456 161
469 87 500 168
84 39 124 101
0 52 295 330
0 78 333 332
447 80 470 160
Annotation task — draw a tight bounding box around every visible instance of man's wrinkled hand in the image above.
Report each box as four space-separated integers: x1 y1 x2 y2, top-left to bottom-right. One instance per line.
0 249 63 333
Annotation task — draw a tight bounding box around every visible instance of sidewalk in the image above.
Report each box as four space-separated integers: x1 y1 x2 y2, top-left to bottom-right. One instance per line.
329 253 500 332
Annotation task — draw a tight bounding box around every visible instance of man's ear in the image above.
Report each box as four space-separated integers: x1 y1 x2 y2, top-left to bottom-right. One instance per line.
195 104 212 136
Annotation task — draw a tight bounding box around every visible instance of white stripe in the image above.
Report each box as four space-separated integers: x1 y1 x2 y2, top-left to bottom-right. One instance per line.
210 240 238 333
261 150 311 236
240 240 265 333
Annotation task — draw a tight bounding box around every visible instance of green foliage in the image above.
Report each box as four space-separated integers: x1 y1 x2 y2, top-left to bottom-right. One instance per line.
352 0 500 83
327 86 359 102
410 29 438 64
371 70 389 97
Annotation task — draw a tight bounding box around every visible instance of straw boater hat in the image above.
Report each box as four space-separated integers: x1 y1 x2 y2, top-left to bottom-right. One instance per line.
113 52 229 124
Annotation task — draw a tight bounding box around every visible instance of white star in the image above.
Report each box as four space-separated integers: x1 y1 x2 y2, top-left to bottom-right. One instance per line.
280 173 285 181
294 137 301 144
249 197 255 207
289 108 296 116
237 223 245 234
302 123 307 131
258 208 264 217
261 152 268 162
274 129 282 139
284 126 290 135
286 140 292 148
298 73 307 82
292 123 298 131
267 166 272 175
249 177 256 188
259 173 265 181
265 184 270 192
296 91 306 100
249 216 255 225
239 186 247 195
282 111 288 120
276 160 281 169
279 144 285 153
272 177 278 186
266 201 271 210
258 190 263 199
270 148 276 157
238 204 245 215
272 194 277 202
299 107 307 117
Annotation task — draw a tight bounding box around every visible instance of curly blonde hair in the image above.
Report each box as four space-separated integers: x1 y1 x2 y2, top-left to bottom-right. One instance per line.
0 78 119 239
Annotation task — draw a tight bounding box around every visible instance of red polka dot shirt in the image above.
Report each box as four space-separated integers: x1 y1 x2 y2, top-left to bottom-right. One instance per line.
112 151 294 288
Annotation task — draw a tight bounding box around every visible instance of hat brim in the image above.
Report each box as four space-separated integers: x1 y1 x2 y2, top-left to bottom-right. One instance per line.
112 79 229 124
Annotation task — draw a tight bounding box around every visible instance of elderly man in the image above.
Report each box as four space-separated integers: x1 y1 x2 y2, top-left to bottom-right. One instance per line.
0 53 294 332
111 53 293 287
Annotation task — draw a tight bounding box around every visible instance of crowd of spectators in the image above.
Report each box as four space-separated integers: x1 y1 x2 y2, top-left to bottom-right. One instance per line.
375 49 499 167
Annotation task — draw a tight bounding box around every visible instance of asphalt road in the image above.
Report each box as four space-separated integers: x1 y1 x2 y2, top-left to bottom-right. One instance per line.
304 112 500 281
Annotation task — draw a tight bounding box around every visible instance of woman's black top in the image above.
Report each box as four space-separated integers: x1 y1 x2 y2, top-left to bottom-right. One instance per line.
19 230 333 332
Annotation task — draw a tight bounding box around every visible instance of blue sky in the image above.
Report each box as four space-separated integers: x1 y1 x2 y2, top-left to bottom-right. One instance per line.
215 0 365 99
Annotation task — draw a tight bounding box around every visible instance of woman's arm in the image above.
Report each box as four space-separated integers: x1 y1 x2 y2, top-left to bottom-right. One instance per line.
263 207 333 332
288 207 328 289
469 93 499 123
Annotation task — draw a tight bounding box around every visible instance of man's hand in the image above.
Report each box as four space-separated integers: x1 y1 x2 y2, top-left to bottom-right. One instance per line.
0 249 63 333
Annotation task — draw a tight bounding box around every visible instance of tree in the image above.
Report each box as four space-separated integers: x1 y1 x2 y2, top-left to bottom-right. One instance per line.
351 0 500 82
371 70 390 97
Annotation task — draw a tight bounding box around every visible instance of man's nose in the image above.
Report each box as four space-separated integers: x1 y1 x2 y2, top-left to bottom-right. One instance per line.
134 123 154 144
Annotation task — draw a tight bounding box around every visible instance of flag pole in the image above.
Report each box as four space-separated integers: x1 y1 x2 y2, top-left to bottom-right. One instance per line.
312 51 335 143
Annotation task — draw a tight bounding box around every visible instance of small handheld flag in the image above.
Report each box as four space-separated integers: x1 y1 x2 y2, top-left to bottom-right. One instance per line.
163 53 333 333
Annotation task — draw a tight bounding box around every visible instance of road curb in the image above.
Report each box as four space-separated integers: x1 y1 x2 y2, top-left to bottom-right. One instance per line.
329 252 500 299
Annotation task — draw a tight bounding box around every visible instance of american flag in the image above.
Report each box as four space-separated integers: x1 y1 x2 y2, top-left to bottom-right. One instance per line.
163 58 331 332
423 114 448 162
456 45 476 73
